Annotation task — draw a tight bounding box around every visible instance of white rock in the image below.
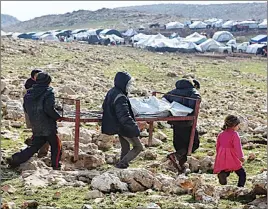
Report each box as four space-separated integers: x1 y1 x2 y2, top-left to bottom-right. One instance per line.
85 190 104 199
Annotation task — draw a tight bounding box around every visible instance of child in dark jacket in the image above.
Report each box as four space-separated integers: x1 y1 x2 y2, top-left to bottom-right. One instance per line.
8 72 62 170
24 69 42 90
102 72 143 169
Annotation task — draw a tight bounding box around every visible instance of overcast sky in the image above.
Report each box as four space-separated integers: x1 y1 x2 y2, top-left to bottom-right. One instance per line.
1 1 264 21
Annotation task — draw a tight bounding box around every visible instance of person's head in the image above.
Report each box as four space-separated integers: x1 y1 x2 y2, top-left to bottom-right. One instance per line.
114 71 132 94
31 69 42 80
36 72 52 86
193 79 200 90
222 115 240 131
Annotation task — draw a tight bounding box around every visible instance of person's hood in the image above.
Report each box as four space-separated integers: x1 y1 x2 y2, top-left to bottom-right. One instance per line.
175 79 195 89
30 84 52 99
114 72 131 94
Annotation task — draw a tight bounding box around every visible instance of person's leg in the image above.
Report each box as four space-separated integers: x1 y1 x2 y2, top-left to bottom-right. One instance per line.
47 134 62 170
117 136 143 167
24 111 32 129
218 170 230 185
37 142 50 158
118 135 130 161
235 167 246 187
9 136 46 167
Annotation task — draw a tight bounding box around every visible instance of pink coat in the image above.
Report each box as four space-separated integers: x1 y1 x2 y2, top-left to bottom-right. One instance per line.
213 129 244 174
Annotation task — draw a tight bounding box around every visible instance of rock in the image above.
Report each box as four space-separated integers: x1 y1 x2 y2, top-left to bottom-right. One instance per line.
140 138 162 147
4 100 24 121
1 185 16 194
58 86 76 95
247 153 256 162
240 136 248 144
23 200 39 208
253 126 267 134
81 205 93 209
142 150 157 160
167 72 178 77
252 171 267 195
140 130 149 137
137 122 149 131
154 131 167 141
95 134 114 151
219 185 255 201
1 80 7 92
207 151 214 156
187 156 200 173
57 126 73 141
85 190 104 199
53 191 61 199
243 142 256 150
91 173 128 193
146 203 161 209
10 121 23 128
80 128 97 144
246 197 267 209
23 169 50 187
199 156 214 173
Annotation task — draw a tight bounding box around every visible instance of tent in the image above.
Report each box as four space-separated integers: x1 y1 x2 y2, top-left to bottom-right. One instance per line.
222 20 237 29
184 32 207 44
1 30 7 37
259 19 267 29
212 19 224 28
131 33 151 43
212 31 234 42
250 35 267 44
105 34 124 44
189 21 207 29
18 32 36 39
72 29 88 34
122 28 138 37
238 20 258 29
32 31 49 40
199 39 223 52
134 34 167 49
88 35 100 44
39 34 59 42
165 21 184 29
246 44 266 54
99 29 122 38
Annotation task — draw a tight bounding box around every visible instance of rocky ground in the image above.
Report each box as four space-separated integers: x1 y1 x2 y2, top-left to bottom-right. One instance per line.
1 38 267 209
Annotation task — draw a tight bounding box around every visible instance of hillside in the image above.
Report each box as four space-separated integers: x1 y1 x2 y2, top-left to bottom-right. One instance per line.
3 8 180 33
1 14 20 27
118 3 267 20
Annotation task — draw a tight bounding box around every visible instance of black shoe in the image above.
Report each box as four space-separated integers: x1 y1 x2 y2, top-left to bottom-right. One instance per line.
218 172 228 185
6 157 19 169
115 162 129 169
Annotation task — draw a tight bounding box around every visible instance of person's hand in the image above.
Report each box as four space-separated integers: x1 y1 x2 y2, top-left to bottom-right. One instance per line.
240 157 245 163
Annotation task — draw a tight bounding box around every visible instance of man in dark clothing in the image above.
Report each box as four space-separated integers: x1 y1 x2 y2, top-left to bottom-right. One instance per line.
163 78 201 173
102 71 143 169
7 72 62 170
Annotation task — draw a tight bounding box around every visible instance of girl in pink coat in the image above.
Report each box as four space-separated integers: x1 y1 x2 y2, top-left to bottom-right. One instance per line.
214 115 246 187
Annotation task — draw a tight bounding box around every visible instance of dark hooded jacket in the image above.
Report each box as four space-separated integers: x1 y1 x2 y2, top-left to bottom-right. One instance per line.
23 84 61 136
101 72 140 138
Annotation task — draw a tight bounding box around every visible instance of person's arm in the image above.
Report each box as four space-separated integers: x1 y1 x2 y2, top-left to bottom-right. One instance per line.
233 132 244 160
114 96 140 137
189 92 201 109
43 91 61 121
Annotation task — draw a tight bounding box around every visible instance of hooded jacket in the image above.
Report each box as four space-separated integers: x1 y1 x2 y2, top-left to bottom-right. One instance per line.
23 84 61 136
163 79 201 110
101 72 140 138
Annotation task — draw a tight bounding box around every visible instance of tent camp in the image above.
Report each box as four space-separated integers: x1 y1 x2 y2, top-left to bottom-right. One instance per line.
250 35 267 44
165 21 184 29
199 39 223 52
184 32 207 44
222 20 237 29
99 29 122 38
18 32 36 39
39 34 59 42
259 19 267 29
122 28 138 37
212 31 234 42
189 21 207 29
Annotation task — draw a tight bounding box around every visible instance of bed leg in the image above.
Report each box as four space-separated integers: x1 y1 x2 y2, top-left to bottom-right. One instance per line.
148 121 153 146
74 100 80 162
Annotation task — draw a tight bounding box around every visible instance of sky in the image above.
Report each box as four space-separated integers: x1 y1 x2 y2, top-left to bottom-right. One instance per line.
1 1 264 21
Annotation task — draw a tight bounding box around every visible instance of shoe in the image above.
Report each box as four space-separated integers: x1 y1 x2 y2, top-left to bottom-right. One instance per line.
6 157 19 169
24 137 33 146
218 172 228 185
115 162 129 169
167 153 180 171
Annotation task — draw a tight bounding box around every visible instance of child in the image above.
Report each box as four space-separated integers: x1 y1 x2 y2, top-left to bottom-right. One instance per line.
214 115 246 187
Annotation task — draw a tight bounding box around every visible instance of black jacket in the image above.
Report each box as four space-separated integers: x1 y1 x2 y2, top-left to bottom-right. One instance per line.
163 79 201 126
101 72 140 138
23 84 61 136
24 78 36 90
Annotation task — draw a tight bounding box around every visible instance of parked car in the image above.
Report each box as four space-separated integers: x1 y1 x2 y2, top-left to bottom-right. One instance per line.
237 42 249 53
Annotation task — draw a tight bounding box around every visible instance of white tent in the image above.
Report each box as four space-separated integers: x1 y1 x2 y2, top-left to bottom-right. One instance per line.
184 32 207 44
165 21 184 29
40 34 59 42
239 20 258 29
222 20 237 29
189 21 207 29
199 39 223 52
122 28 138 37
212 31 234 42
1 30 7 37
105 34 124 44
246 44 265 54
131 33 151 43
212 19 224 28
259 19 267 29
134 34 167 49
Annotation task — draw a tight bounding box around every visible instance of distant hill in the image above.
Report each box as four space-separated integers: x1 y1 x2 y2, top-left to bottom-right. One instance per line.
1 14 20 27
118 3 267 20
3 8 180 32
